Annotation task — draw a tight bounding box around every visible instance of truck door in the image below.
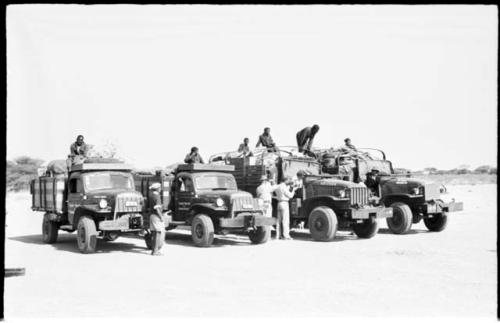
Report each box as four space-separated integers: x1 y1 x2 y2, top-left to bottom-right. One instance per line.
67 174 83 225
173 174 194 221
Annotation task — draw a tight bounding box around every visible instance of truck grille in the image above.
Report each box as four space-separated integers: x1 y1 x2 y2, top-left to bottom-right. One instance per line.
231 196 260 213
115 192 143 213
424 183 440 201
348 187 369 206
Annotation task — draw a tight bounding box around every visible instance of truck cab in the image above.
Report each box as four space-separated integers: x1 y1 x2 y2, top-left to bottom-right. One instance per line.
210 148 393 241
31 159 145 253
134 163 275 247
318 147 464 234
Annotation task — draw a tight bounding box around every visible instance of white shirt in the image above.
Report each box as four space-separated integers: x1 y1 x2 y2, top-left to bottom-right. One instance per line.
256 181 278 202
275 183 295 202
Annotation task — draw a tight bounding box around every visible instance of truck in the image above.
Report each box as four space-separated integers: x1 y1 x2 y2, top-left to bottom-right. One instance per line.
30 159 146 253
317 147 464 234
209 148 393 241
133 163 275 247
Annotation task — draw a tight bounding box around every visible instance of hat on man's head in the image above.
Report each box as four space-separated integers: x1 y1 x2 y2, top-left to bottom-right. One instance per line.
149 183 161 190
344 138 351 143
260 175 268 181
370 168 380 174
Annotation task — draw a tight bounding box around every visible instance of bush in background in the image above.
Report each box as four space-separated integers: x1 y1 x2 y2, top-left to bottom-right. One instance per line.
6 156 44 192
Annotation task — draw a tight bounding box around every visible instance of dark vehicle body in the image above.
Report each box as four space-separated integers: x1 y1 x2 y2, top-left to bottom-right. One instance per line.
209 148 393 241
31 160 145 253
318 148 464 234
134 163 275 247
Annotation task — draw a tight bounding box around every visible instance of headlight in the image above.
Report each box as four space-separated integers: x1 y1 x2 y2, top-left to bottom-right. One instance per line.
439 185 447 194
216 198 225 207
99 199 108 209
337 190 346 198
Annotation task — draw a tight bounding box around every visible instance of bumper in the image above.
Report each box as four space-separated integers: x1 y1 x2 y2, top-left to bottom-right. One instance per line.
425 201 464 214
350 206 393 220
98 214 143 231
219 214 276 228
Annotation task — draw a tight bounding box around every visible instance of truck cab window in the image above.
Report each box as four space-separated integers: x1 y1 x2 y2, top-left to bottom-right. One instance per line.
69 178 82 193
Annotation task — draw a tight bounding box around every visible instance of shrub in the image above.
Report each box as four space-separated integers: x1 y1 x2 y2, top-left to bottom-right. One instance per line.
6 156 44 191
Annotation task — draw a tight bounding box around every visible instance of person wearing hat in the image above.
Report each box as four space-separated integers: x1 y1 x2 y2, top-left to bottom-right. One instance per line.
148 182 165 256
256 174 279 218
364 168 380 196
296 124 320 158
274 176 298 240
184 147 205 164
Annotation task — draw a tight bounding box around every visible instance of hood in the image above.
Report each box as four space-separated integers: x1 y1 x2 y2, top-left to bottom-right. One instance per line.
379 176 440 199
197 190 253 204
84 189 144 213
307 177 365 189
86 188 140 199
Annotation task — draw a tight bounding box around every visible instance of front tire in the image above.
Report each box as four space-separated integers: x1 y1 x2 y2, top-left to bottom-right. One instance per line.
76 216 98 253
424 213 448 232
191 214 214 247
386 202 412 234
308 206 337 241
42 213 58 244
248 226 270 244
353 218 378 238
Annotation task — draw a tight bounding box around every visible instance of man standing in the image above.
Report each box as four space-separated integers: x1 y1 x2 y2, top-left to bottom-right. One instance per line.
296 124 320 157
256 175 278 218
364 169 380 196
274 176 297 240
237 138 253 157
256 127 277 151
184 147 205 164
69 135 89 165
149 183 165 256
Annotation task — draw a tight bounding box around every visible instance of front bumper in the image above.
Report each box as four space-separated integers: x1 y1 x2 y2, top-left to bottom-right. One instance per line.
98 214 143 231
350 206 393 220
219 213 276 228
425 200 464 214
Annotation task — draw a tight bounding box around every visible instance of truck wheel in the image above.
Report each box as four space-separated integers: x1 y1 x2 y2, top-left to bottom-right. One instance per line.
424 212 448 232
308 206 337 241
42 213 58 244
248 226 270 244
386 202 412 234
103 232 120 242
353 218 378 239
76 216 98 253
191 214 214 247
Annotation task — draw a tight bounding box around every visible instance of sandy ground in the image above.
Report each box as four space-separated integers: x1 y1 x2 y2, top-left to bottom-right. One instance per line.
3 184 497 318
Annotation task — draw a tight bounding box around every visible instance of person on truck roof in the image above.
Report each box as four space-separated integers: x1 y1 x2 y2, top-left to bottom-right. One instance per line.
68 135 89 166
149 182 165 256
184 147 205 164
296 124 320 157
275 176 297 240
256 127 277 152
237 138 254 157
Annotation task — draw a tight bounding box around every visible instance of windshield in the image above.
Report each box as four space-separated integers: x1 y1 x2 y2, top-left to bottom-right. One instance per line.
83 172 134 191
194 174 238 191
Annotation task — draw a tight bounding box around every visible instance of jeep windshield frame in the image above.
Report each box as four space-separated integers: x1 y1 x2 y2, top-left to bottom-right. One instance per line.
82 171 135 191
193 173 238 191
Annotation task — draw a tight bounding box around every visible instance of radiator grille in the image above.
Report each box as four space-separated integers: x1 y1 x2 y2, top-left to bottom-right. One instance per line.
115 192 143 213
348 187 369 206
231 196 260 213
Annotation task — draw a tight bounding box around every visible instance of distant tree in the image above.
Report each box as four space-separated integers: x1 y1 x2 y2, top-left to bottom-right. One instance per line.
474 165 491 174
489 167 497 175
7 156 44 191
424 167 438 174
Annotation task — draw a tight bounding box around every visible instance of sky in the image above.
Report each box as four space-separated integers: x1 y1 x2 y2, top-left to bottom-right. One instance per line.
6 5 498 171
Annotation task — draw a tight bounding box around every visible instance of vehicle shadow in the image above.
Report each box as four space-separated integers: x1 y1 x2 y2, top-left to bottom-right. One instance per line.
377 228 429 235
8 234 151 255
289 230 360 242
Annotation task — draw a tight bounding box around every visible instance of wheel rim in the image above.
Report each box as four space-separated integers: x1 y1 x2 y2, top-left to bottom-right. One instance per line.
194 223 204 239
391 210 403 228
314 217 324 231
78 225 86 245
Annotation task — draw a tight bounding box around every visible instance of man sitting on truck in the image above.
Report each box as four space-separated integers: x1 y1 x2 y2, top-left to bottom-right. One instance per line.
256 127 277 152
184 147 205 164
296 124 320 158
69 135 89 165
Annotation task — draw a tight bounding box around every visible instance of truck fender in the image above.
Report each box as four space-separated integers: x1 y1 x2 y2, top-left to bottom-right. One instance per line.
301 195 342 217
73 207 97 230
379 194 413 207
